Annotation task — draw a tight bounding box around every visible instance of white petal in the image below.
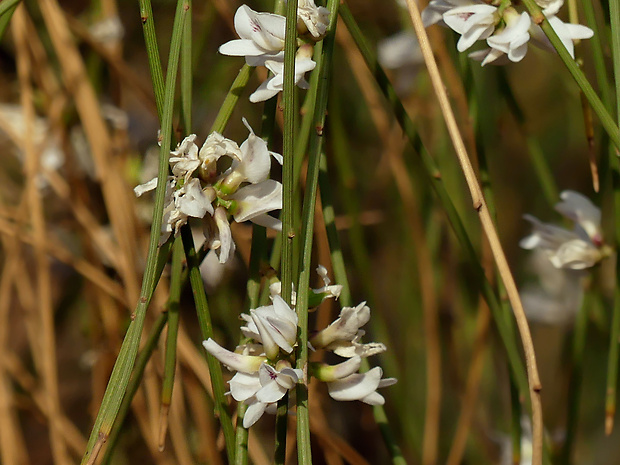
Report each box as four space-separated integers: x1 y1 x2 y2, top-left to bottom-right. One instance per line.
327 367 383 402
219 39 269 57
213 207 235 264
134 177 158 197
243 398 268 428
202 338 265 373
250 213 282 230
229 372 262 401
231 180 282 223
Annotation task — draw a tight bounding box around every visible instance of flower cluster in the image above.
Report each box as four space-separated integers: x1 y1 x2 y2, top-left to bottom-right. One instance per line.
422 0 593 66
520 190 609 270
219 2 329 102
203 268 395 428
135 119 283 263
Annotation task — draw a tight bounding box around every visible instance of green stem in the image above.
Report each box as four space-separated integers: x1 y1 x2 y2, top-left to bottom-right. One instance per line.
521 0 620 150
180 226 235 463
180 0 192 133
81 2 187 462
210 64 254 133
280 0 298 309
138 0 165 119
605 0 620 436
101 313 169 465
158 237 183 449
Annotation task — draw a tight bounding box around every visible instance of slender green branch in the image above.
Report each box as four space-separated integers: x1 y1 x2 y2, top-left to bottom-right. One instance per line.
158 237 184 451
210 64 254 133
81 2 187 462
138 0 165 119
280 0 298 308
180 226 235 463
605 0 620 436
101 312 169 465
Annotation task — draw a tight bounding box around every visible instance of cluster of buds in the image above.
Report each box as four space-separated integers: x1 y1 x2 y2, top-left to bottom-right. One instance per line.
219 2 330 102
520 190 610 270
422 0 593 66
135 119 283 263
203 267 396 428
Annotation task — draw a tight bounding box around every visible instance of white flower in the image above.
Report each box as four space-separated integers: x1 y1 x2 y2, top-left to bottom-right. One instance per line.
327 330 387 358
310 301 370 349
249 45 316 103
248 295 298 359
378 31 423 70
202 338 266 373
229 362 302 428
521 191 607 270
313 264 343 300
442 3 498 52
89 16 124 45
530 15 593 59
554 190 602 245
534 0 564 16
326 366 397 405
485 10 531 63
422 0 470 28
255 362 303 403
229 179 283 230
520 214 603 270
198 131 241 182
219 5 286 66
219 119 282 192
297 0 330 39
520 250 584 325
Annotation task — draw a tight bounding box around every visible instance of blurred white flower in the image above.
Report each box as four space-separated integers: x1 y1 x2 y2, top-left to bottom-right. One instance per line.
378 31 423 70
219 5 286 66
520 250 584 325
89 16 124 45
520 191 607 270
249 45 316 103
555 190 602 245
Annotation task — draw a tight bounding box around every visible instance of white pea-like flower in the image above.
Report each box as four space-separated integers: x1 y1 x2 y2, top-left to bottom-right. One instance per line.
219 5 286 66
